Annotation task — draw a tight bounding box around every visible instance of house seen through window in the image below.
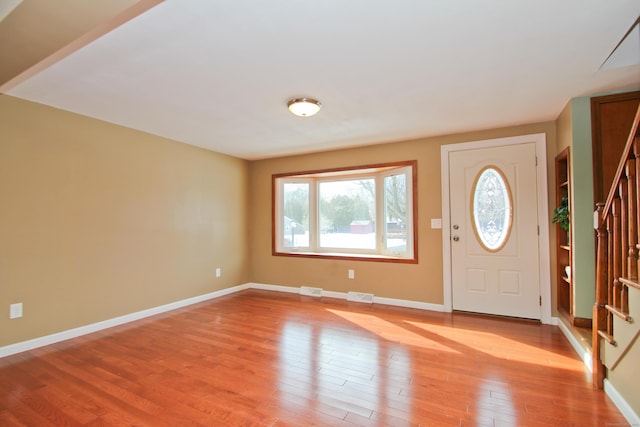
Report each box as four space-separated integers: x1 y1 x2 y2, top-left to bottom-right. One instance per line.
273 161 417 262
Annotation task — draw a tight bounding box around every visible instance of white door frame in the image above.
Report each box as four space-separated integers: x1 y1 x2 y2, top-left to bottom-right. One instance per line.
441 133 553 324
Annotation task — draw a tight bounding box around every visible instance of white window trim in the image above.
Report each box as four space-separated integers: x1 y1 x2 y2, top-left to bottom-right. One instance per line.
273 162 417 263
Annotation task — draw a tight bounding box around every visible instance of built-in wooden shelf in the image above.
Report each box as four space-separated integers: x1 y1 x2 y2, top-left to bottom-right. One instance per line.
555 147 573 320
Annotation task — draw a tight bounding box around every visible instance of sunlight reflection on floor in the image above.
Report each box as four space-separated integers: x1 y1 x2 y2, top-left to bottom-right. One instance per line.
326 309 460 354
404 320 582 370
326 308 581 370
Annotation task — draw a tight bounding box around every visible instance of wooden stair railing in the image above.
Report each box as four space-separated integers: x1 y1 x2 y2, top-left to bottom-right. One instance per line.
593 103 640 388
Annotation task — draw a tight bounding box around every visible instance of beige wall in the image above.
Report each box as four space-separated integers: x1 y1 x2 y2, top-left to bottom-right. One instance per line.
0 95 249 347
249 121 557 305
556 101 572 153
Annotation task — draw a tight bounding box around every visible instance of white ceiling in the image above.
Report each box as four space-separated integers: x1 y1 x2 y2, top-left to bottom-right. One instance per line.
7 0 640 160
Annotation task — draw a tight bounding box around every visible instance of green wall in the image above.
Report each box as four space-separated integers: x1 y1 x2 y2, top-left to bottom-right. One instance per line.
570 97 596 319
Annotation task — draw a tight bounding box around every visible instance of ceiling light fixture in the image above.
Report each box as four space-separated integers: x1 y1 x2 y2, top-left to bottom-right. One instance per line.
287 97 322 117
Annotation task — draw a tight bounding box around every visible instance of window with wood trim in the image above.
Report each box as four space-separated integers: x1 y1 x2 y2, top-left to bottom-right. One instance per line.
273 161 417 262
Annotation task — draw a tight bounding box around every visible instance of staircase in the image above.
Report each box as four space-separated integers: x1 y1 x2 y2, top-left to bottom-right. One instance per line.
592 104 640 402
599 281 640 367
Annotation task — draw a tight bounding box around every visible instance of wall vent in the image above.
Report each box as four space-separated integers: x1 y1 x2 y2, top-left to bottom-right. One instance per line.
300 286 323 297
347 292 374 303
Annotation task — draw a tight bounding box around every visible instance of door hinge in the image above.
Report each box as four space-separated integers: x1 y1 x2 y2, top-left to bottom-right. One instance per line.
539 296 542 306
535 156 538 166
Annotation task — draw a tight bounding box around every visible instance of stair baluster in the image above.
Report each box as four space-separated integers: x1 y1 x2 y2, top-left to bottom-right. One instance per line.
593 104 640 389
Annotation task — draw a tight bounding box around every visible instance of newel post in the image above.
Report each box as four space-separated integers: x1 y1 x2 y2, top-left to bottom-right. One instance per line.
593 203 608 388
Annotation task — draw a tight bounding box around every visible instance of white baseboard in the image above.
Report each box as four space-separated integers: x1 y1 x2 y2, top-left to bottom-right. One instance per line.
247 282 299 294
374 295 445 312
347 291 374 303
249 284 445 313
556 317 639 426
0 282 442 359
0 284 250 358
556 316 593 372
604 379 640 426
300 286 323 297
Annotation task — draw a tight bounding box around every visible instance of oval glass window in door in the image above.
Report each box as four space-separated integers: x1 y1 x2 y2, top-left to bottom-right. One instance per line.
471 166 513 252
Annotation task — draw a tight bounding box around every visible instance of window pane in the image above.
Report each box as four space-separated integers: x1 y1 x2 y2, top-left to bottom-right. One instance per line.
273 161 416 262
319 179 375 249
283 183 309 248
472 167 512 251
384 173 407 252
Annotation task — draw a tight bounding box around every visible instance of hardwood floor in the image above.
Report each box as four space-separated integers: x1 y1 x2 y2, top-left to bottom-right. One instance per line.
0 290 629 426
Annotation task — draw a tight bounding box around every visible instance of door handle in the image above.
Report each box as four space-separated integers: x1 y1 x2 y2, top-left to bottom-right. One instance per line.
452 235 460 242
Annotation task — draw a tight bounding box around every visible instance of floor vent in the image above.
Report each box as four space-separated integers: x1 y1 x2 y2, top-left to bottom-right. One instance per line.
347 292 374 303
300 286 323 297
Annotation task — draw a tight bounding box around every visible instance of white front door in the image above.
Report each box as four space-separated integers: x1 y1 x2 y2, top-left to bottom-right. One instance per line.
449 142 541 319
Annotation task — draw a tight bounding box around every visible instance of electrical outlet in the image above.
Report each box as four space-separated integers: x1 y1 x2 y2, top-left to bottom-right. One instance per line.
10 303 23 319
348 269 355 279
216 268 221 278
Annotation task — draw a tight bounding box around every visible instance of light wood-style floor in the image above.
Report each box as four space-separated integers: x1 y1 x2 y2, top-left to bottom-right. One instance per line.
0 290 629 426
